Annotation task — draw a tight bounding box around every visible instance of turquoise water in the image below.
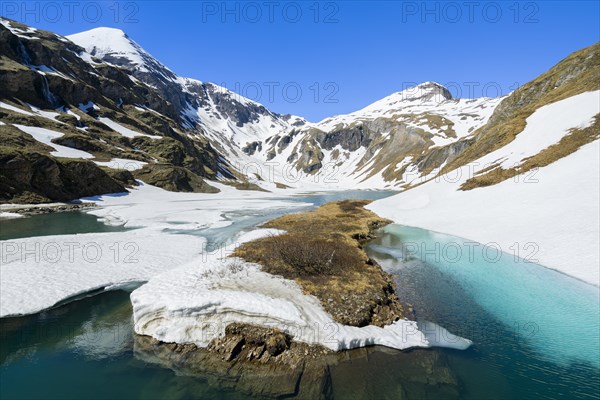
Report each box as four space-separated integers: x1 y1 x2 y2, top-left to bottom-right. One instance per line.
368 224 600 400
1 194 599 399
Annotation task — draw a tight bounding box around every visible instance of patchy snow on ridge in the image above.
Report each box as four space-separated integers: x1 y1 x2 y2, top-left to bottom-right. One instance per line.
0 18 39 40
14 124 94 159
315 82 502 142
93 158 147 171
368 91 600 285
0 101 35 116
98 117 161 139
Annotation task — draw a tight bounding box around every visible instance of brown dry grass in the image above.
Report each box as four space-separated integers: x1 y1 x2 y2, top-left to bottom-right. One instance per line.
443 42 600 178
460 115 600 190
233 200 404 327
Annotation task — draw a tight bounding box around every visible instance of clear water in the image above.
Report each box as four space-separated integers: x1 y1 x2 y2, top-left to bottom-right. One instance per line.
367 224 600 400
0 289 459 400
1 192 599 399
0 291 248 400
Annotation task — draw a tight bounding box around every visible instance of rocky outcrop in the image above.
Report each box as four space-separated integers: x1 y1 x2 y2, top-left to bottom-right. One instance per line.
0 150 126 203
0 18 235 202
134 164 219 193
134 332 460 399
242 140 262 155
316 124 372 152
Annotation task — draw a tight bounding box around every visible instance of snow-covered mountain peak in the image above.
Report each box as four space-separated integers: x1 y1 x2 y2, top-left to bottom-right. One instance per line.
318 82 453 126
362 81 453 112
405 81 453 101
316 81 475 132
67 27 157 72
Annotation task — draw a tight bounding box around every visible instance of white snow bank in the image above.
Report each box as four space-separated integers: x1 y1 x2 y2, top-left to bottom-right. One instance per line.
98 117 161 139
0 228 204 317
234 228 286 244
27 104 63 122
0 212 24 219
131 255 472 352
368 91 600 285
14 124 94 159
0 101 35 116
94 158 147 171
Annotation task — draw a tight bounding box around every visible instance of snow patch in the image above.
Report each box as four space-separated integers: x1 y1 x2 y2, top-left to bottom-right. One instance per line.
131 254 472 352
14 124 94 159
98 117 161 139
0 228 205 317
94 158 147 171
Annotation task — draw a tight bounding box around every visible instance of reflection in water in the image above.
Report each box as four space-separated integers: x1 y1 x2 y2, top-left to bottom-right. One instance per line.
368 224 600 400
0 290 462 400
3 192 598 399
0 291 246 400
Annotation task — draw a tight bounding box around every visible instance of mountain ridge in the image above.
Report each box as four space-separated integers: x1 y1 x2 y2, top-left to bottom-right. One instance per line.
1 17 598 203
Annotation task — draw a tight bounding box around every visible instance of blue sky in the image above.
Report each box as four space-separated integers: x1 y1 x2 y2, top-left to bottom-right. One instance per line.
3 1 599 121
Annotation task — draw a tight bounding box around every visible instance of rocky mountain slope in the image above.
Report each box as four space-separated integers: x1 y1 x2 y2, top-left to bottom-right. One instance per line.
1 17 598 203
0 19 236 202
257 82 501 189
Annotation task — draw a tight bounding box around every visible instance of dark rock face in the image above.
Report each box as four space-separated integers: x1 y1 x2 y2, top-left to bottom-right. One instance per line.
316 124 372 152
0 19 235 202
413 138 471 175
277 130 298 152
134 164 219 193
0 151 126 203
242 141 262 156
104 169 138 188
51 134 107 153
206 84 270 127
407 81 453 102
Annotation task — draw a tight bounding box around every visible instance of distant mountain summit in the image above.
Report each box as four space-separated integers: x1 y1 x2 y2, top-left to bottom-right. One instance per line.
67 27 155 71
394 81 453 102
